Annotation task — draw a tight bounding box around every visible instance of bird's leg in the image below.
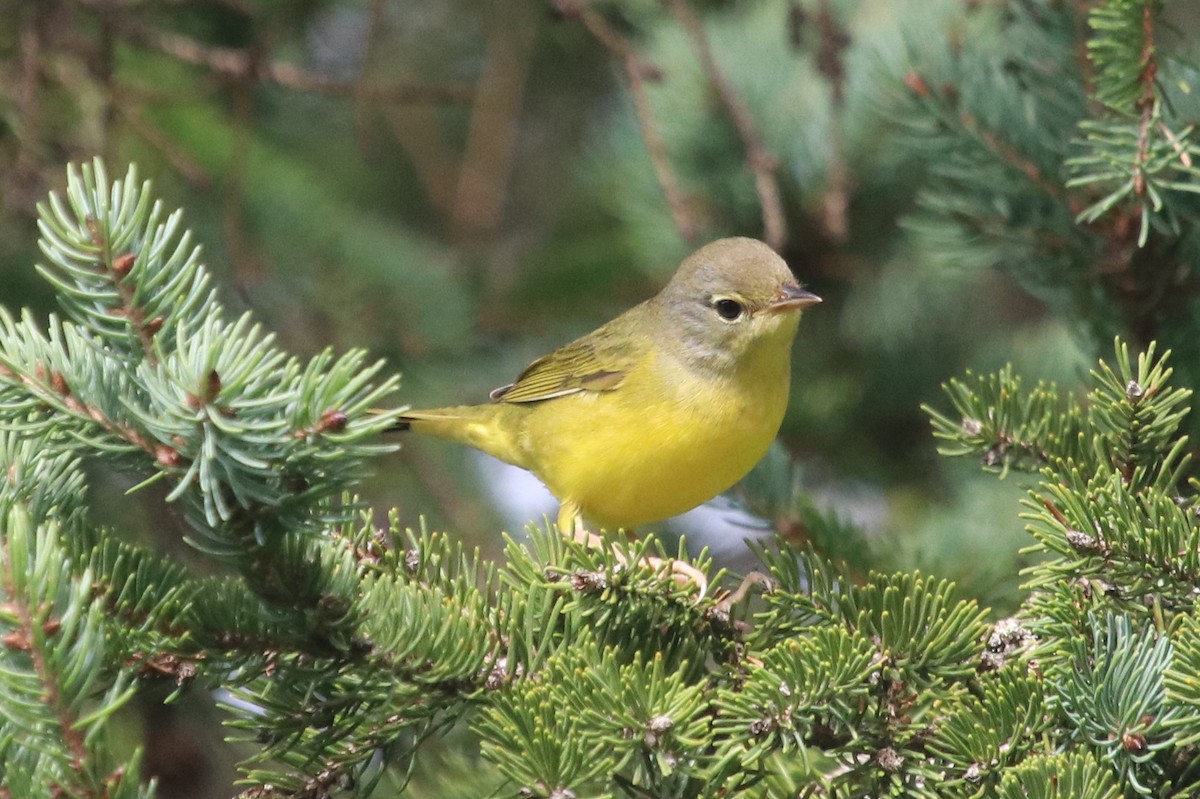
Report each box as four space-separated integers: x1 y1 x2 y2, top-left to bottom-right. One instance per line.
557 501 615 550
556 501 592 544
556 503 707 593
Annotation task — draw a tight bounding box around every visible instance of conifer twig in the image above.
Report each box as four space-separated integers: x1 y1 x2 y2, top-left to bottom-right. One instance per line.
905 72 1069 207
85 218 162 364
663 0 786 249
1132 2 1158 198
1 365 177 465
969 116 1068 205
0 534 90 792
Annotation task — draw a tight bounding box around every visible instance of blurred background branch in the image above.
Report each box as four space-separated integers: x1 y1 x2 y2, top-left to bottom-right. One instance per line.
663 0 787 249
553 0 698 244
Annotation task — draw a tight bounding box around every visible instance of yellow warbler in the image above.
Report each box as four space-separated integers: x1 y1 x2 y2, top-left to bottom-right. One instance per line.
395 237 819 548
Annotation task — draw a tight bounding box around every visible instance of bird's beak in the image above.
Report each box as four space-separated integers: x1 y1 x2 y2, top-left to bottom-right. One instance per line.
765 284 821 313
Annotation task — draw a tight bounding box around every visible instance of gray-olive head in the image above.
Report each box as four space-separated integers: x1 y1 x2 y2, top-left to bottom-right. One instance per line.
656 237 820 373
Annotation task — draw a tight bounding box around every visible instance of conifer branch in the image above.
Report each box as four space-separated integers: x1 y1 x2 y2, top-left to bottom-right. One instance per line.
1 536 90 779
900 72 1070 207
10 157 1200 796
0 507 149 799
1067 0 1200 244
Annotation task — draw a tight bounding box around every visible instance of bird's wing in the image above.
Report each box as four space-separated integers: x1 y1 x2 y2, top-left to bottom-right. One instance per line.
490 332 632 404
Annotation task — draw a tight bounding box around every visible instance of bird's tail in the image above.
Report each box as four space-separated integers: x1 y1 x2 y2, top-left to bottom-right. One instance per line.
387 405 529 469
388 407 478 436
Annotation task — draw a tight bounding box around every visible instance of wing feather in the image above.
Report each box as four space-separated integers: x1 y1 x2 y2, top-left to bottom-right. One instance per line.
491 331 632 404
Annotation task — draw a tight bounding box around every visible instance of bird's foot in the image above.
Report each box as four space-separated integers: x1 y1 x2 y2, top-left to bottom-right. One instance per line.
713 570 775 614
644 555 708 596
558 512 709 597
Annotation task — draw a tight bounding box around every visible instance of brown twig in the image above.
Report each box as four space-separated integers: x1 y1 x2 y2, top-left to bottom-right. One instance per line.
3 363 177 464
109 92 215 187
903 68 1075 212
977 123 1069 203
9 4 44 210
553 0 698 244
815 0 850 242
83 217 163 365
1132 2 1158 198
121 18 474 105
624 55 699 244
663 0 787 250
453 1 539 236
356 0 390 145
222 32 264 290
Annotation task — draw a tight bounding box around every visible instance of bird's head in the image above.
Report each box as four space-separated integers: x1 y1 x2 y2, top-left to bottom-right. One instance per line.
658 237 820 374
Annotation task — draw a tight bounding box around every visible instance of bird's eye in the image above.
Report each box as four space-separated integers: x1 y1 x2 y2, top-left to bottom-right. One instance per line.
713 298 745 321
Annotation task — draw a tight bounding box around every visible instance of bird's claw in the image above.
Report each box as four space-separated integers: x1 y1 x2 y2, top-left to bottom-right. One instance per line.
643 555 708 598
713 570 775 614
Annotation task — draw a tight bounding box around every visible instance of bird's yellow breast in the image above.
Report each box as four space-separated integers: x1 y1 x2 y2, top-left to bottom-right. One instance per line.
518 345 791 529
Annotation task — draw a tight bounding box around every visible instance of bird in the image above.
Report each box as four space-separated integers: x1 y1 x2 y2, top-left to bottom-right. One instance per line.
393 237 819 584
